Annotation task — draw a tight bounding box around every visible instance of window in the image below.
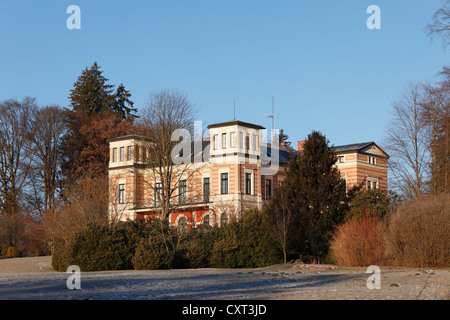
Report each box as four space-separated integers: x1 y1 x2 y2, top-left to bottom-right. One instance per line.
367 181 371 190
265 179 272 199
120 147 124 161
252 134 256 150
230 132 235 148
373 181 377 189
245 173 252 195
142 147 147 161
113 148 117 162
368 156 376 165
338 156 344 163
155 182 162 206
203 214 209 225
118 184 125 204
214 134 219 150
127 146 132 161
245 134 250 149
221 173 228 194
136 146 140 161
179 180 187 204
239 132 243 148
222 133 227 149
203 177 210 202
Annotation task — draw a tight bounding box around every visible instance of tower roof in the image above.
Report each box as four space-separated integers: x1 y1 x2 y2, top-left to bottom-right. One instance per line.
207 120 265 130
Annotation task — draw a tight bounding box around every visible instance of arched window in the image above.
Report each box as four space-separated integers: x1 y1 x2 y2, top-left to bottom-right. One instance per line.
202 214 210 225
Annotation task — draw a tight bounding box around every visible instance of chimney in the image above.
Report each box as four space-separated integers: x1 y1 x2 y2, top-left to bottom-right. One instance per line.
297 141 305 152
280 142 286 147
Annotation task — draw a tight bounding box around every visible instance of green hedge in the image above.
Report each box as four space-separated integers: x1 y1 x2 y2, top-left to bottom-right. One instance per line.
52 210 282 272
52 219 151 272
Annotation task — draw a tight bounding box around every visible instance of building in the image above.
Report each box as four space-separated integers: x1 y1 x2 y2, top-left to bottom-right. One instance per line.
332 142 389 191
108 120 388 228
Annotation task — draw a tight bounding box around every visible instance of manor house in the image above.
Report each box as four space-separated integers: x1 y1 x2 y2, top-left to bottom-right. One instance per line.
108 120 389 229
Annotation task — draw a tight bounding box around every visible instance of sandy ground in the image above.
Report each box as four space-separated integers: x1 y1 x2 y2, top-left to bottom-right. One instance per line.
0 256 449 300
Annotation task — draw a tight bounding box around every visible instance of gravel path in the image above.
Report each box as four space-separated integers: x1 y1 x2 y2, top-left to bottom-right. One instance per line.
0 256 448 300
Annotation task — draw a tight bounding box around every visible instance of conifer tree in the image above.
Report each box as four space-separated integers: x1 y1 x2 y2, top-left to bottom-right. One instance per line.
114 84 137 120
285 131 349 263
61 62 135 187
69 62 115 116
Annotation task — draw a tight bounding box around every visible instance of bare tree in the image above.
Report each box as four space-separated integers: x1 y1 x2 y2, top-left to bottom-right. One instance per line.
421 72 450 194
0 98 36 214
426 0 450 48
384 83 430 199
137 90 199 220
41 175 109 248
28 105 67 216
264 185 294 263
135 89 203 253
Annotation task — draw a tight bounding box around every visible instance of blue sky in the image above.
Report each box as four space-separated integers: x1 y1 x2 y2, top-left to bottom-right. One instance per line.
0 0 447 147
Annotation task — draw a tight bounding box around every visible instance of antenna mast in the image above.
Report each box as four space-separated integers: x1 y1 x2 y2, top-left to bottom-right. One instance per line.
264 93 279 141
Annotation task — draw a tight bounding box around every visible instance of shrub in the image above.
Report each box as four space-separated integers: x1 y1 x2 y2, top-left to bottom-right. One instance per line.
6 246 20 258
346 189 400 220
132 236 173 270
52 220 148 272
172 225 221 269
330 215 385 266
210 210 281 268
384 194 450 267
52 243 73 272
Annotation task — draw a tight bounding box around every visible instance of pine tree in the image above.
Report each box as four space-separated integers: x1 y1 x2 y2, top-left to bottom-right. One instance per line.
60 62 135 187
68 62 115 116
278 129 291 147
285 131 349 263
114 84 137 120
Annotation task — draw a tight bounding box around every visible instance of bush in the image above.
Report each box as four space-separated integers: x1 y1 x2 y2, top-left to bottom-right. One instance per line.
330 215 385 267
384 194 450 267
6 246 20 258
346 189 400 220
52 211 281 271
132 236 173 270
52 220 149 272
210 210 281 268
52 243 73 272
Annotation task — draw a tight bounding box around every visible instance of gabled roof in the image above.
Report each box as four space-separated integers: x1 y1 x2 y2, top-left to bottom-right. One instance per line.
333 142 373 153
333 141 389 158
